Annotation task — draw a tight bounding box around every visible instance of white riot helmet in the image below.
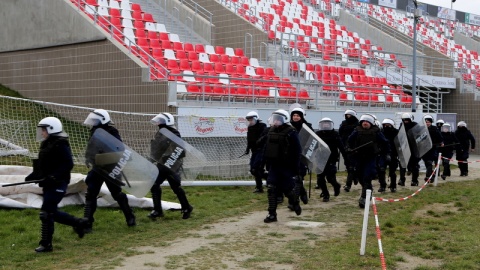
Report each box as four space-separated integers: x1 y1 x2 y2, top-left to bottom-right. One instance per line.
436 119 445 125
84 109 111 127
291 107 306 118
245 111 259 126
401 112 414 121
423 114 434 123
344 109 357 117
359 114 375 125
268 109 289 126
441 123 451 132
151 113 175 126
36 117 66 141
319 117 334 131
382 118 395 128
457 121 467 128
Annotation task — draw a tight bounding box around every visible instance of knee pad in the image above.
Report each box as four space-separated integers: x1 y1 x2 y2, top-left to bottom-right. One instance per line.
39 211 52 221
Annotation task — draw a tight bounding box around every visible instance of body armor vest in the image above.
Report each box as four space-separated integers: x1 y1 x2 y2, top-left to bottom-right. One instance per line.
247 121 266 151
355 126 379 156
264 125 295 161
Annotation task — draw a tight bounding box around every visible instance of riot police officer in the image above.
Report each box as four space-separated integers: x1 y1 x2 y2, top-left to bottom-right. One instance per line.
25 117 88 252
339 109 358 192
436 119 444 131
398 113 421 186
263 109 302 223
245 111 267 193
455 121 476 176
315 118 346 202
289 107 311 204
83 109 136 232
380 118 398 192
347 114 389 208
148 113 193 219
439 123 459 180
422 115 443 182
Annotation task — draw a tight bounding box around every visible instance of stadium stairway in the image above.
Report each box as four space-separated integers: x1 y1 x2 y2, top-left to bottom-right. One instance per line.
130 0 209 46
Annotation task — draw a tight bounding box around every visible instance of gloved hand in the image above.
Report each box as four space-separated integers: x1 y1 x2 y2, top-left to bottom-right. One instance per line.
244 149 250 155
39 175 62 188
25 174 34 182
385 154 391 163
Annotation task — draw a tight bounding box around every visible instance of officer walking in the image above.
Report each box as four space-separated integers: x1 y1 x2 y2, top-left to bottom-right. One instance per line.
289 107 311 204
83 109 136 232
347 114 389 208
262 109 302 223
148 113 193 219
398 113 421 186
439 123 459 180
455 121 476 176
244 111 267 193
25 117 88 252
422 115 443 182
379 118 398 192
339 109 358 192
315 118 345 202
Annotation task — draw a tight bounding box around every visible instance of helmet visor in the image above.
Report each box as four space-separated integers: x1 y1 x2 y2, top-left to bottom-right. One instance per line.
268 114 286 126
246 117 257 126
84 112 102 127
36 126 48 142
151 115 167 126
441 125 451 132
319 121 333 131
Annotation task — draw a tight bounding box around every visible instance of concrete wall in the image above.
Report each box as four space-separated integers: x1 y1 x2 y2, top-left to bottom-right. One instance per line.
442 90 480 155
0 40 170 114
0 0 105 52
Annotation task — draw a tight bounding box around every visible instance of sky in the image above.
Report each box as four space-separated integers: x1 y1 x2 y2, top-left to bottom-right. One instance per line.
418 0 480 16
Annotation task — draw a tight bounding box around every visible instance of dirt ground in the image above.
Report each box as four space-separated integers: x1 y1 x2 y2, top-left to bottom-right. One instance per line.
113 156 480 270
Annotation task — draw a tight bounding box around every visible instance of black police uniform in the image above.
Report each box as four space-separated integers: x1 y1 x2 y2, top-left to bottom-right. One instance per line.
148 124 193 219
439 129 459 179
455 125 476 176
25 135 88 252
246 120 267 192
380 125 399 192
339 116 359 191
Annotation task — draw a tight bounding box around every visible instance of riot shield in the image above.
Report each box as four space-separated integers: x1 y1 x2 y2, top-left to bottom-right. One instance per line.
298 123 331 174
150 128 207 179
85 128 159 198
394 124 411 168
407 119 432 158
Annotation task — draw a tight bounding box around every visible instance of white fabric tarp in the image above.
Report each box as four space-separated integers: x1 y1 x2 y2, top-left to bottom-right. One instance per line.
0 165 180 210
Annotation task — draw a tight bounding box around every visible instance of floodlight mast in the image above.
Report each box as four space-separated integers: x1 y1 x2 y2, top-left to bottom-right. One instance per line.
411 0 420 112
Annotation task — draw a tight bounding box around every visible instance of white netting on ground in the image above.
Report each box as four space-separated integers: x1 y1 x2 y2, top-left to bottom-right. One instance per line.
0 96 252 181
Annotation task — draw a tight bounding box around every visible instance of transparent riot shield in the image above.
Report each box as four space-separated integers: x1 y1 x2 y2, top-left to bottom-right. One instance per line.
85 128 159 198
407 119 432 158
150 128 207 179
298 123 331 174
394 124 411 168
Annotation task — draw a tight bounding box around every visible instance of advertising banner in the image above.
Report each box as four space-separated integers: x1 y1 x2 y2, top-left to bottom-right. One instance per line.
466 13 480 26
379 0 397 9
438 7 456 20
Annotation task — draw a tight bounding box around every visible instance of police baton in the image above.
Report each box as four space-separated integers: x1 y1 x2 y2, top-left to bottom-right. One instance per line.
348 141 373 152
237 152 249 158
2 179 44 187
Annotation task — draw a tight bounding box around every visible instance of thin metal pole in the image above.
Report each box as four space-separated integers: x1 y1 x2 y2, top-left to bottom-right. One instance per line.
411 0 419 113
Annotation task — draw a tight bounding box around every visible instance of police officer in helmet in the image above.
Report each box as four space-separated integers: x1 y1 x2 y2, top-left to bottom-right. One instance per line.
83 109 136 232
148 113 193 219
347 114 389 208
245 111 267 193
25 117 89 252
315 118 346 202
380 118 399 192
455 121 476 176
339 109 358 192
262 109 302 223
398 113 421 186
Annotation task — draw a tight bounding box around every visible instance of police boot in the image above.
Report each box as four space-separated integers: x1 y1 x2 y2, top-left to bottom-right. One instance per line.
358 196 366 209
253 175 264 193
83 197 96 233
388 174 397 193
35 211 53 253
398 168 406 186
264 185 278 223
344 171 353 192
327 175 341 197
148 187 164 219
297 178 308 205
411 171 419 186
177 188 193 219
117 194 136 227
378 172 387 192
54 212 89 239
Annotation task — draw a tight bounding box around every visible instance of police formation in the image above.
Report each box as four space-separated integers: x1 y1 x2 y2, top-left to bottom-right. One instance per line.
247 108 476 219
19 110 197 253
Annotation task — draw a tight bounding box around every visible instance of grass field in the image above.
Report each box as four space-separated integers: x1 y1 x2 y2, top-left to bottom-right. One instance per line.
1 175 480 270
